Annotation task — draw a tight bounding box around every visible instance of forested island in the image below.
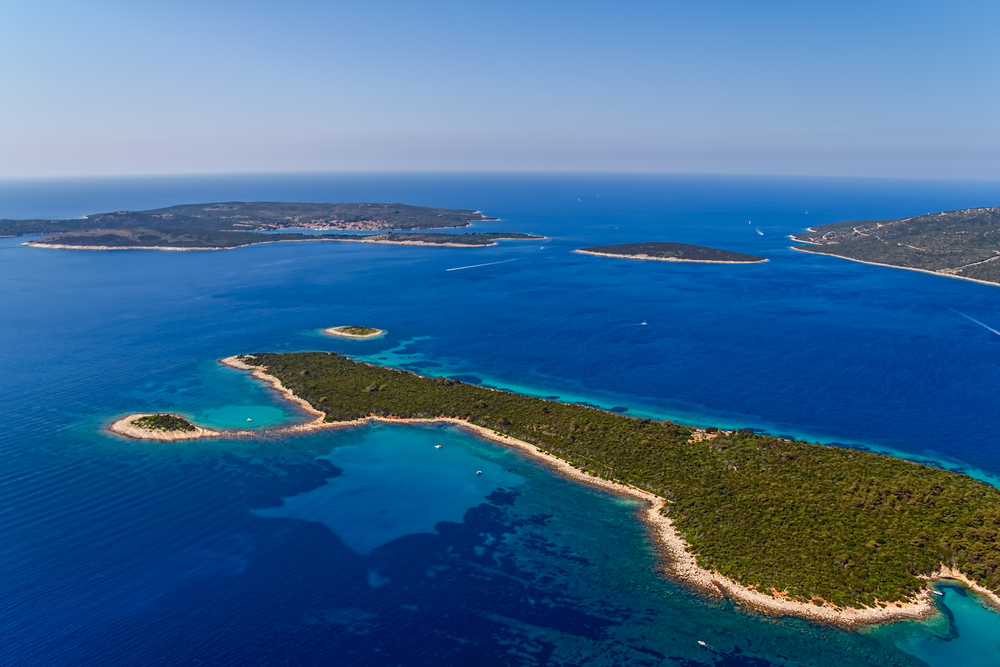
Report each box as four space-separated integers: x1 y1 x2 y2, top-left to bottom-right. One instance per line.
2 202 496 237
324 326 384 338
23 229 541 250
114 349 1000 625
109 413 216 441
576 242 766 263
3 201 543 250
792 206 1000 285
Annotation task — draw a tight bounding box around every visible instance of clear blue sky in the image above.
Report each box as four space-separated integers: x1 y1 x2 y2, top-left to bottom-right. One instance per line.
2 0 998 178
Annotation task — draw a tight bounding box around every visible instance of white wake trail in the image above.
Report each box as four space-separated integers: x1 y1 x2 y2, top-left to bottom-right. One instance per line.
954 310 1000 337
446 259 518 272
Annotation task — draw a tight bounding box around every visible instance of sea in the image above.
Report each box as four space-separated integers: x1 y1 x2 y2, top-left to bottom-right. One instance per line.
2 172 1000 666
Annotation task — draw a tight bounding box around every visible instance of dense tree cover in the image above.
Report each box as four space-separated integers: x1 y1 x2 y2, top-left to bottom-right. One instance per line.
1 201 497 237
245 351 1000 608
133 414 195 432
578 242 765 262
364 232 541 245
27 229 539 249
334 326 381 336
793 206 1000 284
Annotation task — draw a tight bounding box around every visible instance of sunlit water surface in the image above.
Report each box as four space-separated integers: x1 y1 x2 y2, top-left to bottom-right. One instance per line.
2 173 1000 666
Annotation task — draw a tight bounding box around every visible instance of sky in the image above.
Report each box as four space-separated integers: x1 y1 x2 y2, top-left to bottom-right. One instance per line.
1 0 998 179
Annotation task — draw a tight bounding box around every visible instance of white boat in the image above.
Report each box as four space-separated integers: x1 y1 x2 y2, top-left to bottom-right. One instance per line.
247 418 252 422
756 229 763 236
435 445 441 449
640 321 647 326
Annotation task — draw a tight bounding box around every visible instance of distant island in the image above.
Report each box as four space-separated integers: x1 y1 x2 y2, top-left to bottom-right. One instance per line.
576 242 766 263
112 351 1000 627
3 202 497 237
791 206 1000 285
23 230 542 251
324 326 384 338
2 201 545 251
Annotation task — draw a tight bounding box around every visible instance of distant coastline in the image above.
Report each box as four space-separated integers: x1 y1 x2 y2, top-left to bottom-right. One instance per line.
23 235 539 252
790 206 1000 285
574 242 766 264
789 245 1000 288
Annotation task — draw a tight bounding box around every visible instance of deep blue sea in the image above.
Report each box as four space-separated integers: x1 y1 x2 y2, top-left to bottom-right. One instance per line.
2 173 1000 666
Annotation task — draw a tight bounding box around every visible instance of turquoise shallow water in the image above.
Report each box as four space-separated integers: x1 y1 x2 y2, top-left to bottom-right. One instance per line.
257 425 525 554
3 173 1000 665
870 583 1000 665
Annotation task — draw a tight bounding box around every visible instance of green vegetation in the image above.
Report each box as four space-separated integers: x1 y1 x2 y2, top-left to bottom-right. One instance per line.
578 242 765 263
792 207 1000 284
2 201 498 237
133 414 196 432
333 326 381 336
26 229 541 250
242 351 1000 608
361 232 541 245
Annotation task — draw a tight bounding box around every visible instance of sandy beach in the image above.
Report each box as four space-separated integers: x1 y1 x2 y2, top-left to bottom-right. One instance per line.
100 355 975 627
574 249 768 264
789 245 1000 288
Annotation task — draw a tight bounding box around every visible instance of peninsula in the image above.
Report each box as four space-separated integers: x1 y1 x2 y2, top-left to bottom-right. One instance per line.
324 326 384 338
576 242 766 263
792 206 1000 285
114 351 1000 627
23 230 542 251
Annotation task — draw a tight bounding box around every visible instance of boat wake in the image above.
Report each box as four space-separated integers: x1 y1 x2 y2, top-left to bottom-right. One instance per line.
446 259 518 272
954 310 1000 337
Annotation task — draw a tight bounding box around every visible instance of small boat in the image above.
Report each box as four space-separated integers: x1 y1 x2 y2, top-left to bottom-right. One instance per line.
640 321 647 326
435 445 442 449
756 229 763 236
932 590 944 596
476 471 482 475
247 418 253 422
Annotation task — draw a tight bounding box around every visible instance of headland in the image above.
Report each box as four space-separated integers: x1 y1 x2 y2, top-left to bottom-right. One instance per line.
791 206 1000 285
108 351 1000 628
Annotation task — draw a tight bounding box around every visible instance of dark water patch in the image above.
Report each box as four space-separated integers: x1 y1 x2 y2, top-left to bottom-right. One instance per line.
610 406 629 413
6 174 998 665
450 374 482 384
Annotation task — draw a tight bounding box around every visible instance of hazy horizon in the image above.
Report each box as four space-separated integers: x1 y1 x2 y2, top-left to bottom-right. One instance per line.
3 0 998 180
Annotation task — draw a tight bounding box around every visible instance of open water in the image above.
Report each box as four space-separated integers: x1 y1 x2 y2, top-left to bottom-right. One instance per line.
2 173 1000 666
